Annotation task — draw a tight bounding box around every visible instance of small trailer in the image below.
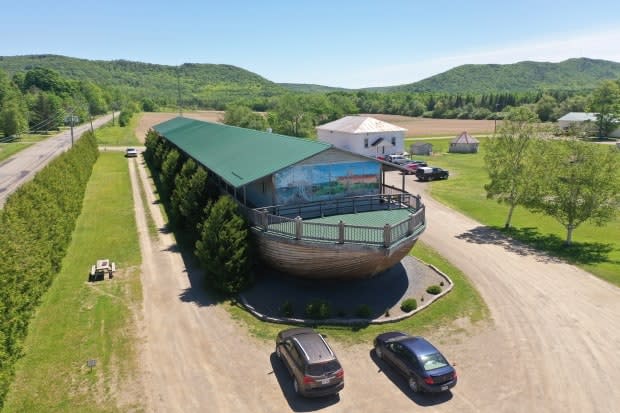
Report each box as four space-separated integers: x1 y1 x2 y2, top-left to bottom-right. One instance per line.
89 259 116 281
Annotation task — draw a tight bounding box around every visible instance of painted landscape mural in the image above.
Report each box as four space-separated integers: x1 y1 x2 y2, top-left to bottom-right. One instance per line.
274 161 380 204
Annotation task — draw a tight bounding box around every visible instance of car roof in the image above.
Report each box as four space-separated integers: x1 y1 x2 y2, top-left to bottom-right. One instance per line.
400 336 440 356
291 332 335 363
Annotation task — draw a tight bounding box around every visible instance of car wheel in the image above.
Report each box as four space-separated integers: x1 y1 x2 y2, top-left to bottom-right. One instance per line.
375 346 383 359
408 377 420 393
276 346 281 359
293 378 300 395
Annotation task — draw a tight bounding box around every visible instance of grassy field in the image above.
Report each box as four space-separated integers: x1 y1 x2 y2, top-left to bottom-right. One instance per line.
404 137 620 286
229 241 489 345
95 114 141 146
3 153 143 413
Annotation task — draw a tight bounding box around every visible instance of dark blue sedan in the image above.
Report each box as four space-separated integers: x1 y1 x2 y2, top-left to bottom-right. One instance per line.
374 332 457 393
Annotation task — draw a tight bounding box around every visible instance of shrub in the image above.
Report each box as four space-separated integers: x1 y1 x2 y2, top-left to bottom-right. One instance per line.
279 300 294 318
305 300 331 319
400 298 417 312
426 285 442 295
355 304 372 318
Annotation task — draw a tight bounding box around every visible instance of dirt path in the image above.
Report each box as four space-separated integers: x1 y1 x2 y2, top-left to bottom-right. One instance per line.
130 154 620 411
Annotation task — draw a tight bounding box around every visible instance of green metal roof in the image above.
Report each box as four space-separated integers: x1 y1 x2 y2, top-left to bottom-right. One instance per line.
153 117 332 188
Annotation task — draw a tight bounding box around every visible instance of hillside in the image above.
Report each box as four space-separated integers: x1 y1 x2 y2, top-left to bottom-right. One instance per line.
0 54 285 107
278 83 352 93
375 58 620 94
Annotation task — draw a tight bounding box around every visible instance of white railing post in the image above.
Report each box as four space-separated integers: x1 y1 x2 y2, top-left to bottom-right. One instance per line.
383 223 391 248
408 213 415 235
295 216 303 240
338 220 345 244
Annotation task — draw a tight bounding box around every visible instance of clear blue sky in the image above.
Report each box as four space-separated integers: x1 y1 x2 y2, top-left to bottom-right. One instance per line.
2 0 620 88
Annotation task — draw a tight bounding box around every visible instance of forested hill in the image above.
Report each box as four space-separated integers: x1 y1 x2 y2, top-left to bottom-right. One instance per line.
372 58 620 94
0 54 285 108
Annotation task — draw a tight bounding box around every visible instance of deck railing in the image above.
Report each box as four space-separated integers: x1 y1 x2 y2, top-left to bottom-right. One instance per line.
239 188 425 248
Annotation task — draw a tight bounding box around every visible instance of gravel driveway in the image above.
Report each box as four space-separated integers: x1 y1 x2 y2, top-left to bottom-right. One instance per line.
130 156 620 412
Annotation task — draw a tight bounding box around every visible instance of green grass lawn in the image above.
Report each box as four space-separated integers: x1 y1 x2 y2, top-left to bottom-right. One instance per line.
3 153 143 413
95 114 140 146
404 137 620 287
229 240 488 345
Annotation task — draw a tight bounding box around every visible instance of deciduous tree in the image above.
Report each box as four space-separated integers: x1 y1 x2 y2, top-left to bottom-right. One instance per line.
484 107 539 228
527 139 620 244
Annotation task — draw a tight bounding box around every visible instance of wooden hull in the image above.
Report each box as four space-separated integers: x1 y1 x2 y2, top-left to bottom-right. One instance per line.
252 229 419 279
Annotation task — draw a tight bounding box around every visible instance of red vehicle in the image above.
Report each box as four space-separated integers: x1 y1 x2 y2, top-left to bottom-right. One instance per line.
402 161 427 174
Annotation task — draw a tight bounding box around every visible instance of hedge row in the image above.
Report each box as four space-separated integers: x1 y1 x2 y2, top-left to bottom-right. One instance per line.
0 131 99 408
144 130 254 294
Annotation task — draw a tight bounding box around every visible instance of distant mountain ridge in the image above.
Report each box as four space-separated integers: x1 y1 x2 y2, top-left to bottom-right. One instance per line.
370 58 620 93
1 55 618 98
0 54 285 105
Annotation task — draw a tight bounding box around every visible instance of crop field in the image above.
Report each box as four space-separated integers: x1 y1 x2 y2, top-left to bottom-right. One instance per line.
362 113 497 137
134 111 497 142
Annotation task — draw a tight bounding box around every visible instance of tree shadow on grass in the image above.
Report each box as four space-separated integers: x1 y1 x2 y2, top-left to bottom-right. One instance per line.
501 226 615 265
456 225 614 265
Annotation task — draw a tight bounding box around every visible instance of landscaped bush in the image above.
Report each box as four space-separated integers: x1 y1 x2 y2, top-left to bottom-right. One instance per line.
279 300 294 317
0 131 98 408
426 285 442 295
355 304 372 318
305 300 331 319
400 298 418 312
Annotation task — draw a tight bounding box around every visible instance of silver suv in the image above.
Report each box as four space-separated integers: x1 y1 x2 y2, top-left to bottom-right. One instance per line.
276 328 344 397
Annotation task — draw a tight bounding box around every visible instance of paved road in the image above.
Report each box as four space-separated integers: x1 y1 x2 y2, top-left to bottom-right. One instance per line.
131 160 620 412
0 113 116 208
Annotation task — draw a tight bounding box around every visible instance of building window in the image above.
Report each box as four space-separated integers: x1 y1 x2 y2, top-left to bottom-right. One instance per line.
391 136 396 145
364 138 369 148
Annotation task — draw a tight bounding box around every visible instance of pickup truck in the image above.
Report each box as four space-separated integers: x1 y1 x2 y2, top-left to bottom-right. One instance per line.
415 166 449 181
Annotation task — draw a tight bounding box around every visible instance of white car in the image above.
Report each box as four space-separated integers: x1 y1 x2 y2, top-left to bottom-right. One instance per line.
125 148 138 158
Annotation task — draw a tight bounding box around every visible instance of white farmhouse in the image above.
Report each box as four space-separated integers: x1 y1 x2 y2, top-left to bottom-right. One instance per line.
316 116 406 158
558 112 620 138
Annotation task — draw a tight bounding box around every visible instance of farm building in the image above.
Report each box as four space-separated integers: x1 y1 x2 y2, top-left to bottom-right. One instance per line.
449 131 479 153
316 116 407 158
410 142 433 156
557 112 620 138
153 117 426 279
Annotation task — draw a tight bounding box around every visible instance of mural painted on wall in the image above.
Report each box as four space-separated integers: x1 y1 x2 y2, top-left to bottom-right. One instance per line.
274 161 380 204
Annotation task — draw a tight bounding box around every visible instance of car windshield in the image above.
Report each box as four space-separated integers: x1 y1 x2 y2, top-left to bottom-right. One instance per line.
306 360 341 376
419 352 449 371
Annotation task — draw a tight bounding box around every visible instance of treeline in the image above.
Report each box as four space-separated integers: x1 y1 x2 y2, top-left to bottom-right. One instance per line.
0 66 148 138
144 130 254 294
0 132 99 408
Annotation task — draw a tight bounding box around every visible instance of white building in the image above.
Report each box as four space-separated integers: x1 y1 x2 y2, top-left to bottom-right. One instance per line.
558 112 620 138
316 116 406 158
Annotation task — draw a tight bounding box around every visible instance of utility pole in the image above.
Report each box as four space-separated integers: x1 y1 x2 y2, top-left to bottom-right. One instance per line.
177 68 183 117
70 109 75 147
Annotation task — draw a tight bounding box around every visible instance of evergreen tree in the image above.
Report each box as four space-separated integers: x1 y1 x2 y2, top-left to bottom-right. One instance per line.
195 196 253 294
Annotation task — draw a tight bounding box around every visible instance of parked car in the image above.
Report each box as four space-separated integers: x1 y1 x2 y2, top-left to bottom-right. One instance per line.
402 161 428 174
125 147 138 158
386 154 410 165
276 328 344 397
415 166 449 181
374 332 457 393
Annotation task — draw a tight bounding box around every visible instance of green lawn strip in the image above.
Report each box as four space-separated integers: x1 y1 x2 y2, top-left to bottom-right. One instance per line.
3 153 143 413
95 114 140 146
407 137 620 286
134 160 159 238
228 240 488 345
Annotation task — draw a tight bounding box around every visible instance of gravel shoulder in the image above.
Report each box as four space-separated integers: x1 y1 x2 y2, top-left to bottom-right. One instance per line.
130 155 620 412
